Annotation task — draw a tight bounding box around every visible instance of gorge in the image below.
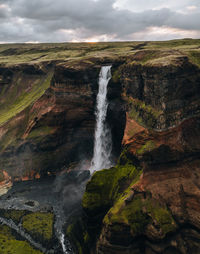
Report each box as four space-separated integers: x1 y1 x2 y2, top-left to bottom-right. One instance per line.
0 39 200 254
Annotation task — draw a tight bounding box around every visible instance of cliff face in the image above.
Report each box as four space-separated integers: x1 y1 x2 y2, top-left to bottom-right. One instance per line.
0 61 98 179
0 40 200 253
0 59 125 180
80 53 200 254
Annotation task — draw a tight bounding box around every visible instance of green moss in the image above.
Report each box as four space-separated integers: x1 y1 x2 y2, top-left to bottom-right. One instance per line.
118 147 133 165
128 98 162 129
0 71 53 126
111 164 141 201
187 50 200 67
151 206 176 235
136 140 156 155
112 69 120 83
22 212 54 242
133 50 160 65
0 209 27 224
82 167 116 211
105 195 176 238
83 231 90 243
83 156 142 213
0 225 42 254
27 126 55 139
146 39 200 49
66 218 91 254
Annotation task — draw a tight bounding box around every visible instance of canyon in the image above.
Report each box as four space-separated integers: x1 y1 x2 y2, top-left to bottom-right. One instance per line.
0 39 200 253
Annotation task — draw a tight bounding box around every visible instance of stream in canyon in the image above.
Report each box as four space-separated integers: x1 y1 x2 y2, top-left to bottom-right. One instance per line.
0 66 113 254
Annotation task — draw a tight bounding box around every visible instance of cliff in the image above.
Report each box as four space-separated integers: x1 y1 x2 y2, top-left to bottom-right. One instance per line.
0 39 200 253
68 40 200 254
0 42 129 181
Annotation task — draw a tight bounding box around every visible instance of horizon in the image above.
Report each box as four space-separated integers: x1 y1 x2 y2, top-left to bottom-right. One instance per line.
0 38 199 45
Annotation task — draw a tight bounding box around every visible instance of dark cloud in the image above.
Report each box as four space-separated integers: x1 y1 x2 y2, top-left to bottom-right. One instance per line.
0 0 199 42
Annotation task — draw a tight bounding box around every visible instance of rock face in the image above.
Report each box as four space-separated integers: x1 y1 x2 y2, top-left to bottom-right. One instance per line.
78 55 200 254
0 59 125 180
0 61 97 179
121 57 200 130
1 40 200 253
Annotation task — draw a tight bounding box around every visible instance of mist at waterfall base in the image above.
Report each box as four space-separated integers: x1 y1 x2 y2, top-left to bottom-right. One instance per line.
0 169 90 253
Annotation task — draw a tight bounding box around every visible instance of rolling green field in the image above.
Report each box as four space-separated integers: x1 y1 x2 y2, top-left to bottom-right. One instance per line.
0 39 199 67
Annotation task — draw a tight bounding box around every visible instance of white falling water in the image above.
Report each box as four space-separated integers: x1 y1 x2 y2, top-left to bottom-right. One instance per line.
90 66 113 173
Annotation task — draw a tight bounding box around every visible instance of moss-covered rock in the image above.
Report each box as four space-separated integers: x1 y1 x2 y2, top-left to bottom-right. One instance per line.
80 150 143 253
136 140 156 155
112 69 121 83
66 217 91 254
105 195 176 239
127 98 162 129
0 209 28 224
0 225 42 254
82 162 142 214
22 212 54 243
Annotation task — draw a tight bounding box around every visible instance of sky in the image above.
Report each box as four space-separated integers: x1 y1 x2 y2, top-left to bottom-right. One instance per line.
0 0 200 43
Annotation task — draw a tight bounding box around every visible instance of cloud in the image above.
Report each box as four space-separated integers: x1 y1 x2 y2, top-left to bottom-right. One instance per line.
0 0 199 42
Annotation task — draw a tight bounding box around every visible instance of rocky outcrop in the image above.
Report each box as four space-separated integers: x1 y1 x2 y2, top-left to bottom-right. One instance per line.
0 61 97 179
120 56 200 130
1 40 200 253
0 59 125 180
74 55 200 254
0 170 12 196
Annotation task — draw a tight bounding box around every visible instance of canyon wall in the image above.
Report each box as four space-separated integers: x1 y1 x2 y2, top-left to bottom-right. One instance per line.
0 59 125 180
0 40 200 253
69 53 200 254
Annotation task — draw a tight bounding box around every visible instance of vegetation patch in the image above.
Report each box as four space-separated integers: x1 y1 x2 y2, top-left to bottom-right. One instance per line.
187 50 200 67
130 50 160 65
0 71 53 126
82 167 116 212
136 140 156 155
0 209 27 224
66 218 91 254
128 98 162 129
105 195 176 238
22 212 54 242
83 148 142 213
27 126 55 140
0 225 42 254
112 69 121 83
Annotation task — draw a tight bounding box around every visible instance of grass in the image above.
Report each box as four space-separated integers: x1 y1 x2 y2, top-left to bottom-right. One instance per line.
0 71 53 126
27 126 56 139
187 50 200 67
0 209 27 224
83 145 176 240
127 98 162 129
0 39 199 67
0 225 42 254
136 140 156 155
0 42 139 66
22 212 54 242
105 195 176 237
82 148 142 213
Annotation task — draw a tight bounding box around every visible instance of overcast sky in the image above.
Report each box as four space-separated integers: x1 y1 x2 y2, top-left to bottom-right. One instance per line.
0 0 200 43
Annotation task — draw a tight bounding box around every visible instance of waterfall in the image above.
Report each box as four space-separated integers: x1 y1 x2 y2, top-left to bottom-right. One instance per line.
90 66 113 173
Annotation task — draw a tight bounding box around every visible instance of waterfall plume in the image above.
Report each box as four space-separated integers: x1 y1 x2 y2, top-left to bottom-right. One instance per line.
90 66 113 173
